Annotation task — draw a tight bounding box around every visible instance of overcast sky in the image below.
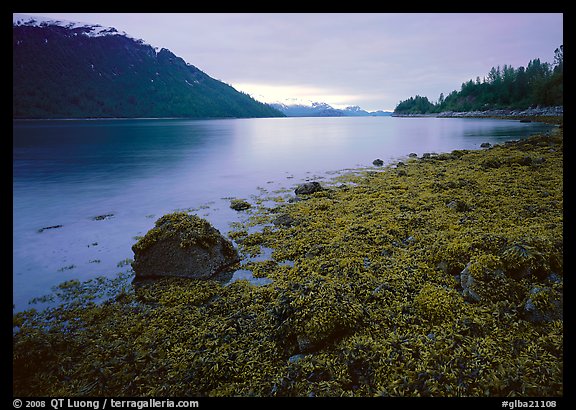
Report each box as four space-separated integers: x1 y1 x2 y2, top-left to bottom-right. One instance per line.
30 13 563 111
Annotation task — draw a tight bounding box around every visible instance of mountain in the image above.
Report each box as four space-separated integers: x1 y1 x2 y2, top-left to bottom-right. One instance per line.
269 101 343 117
12 14 284 119
268 99 392 117
341 105 392 117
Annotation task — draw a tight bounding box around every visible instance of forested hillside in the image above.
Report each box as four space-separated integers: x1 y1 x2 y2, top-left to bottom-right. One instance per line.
394 46 563 115
13 18 283 119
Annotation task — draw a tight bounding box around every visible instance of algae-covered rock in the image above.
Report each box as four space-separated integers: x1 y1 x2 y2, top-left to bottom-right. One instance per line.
459 262 481 303
523 286 563 323
294 182 323 195
230 199 251 211
132 212 239 279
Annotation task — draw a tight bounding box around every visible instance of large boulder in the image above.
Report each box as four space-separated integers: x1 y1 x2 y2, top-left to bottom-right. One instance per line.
132 212 239 279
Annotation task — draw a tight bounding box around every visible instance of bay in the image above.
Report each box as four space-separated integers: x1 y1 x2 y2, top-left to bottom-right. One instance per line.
12 116 554 310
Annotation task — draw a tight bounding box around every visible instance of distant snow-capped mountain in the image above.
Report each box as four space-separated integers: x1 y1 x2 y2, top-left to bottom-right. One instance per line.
268 99 392 117
269 100 343 117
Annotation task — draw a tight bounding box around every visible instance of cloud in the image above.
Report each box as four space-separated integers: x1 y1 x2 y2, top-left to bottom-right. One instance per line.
233 83 365 108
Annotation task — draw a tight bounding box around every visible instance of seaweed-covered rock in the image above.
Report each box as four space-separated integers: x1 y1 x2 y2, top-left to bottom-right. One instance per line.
273 214 296 227
272 277 363 354
459 262 481 302
523 286 563 323
446 199 470 212
132 212 239 279
230 199 251 211
294 182 323 195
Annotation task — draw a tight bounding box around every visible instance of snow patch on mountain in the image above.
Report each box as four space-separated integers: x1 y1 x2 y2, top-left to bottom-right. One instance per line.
268 98 392 117
13 13 147 44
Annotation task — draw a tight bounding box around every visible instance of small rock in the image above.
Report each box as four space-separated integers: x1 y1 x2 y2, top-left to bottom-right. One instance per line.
372 159 384 166
372 283 393 295
92 213 114 221
460 262 481 302
517 156 534 166
480 142 491 148
230 199 251 211
523 286 563 323
408 153 418 158
288 354 306 364
273 214 295 227
447 199 470 212
37 224 63 233
547 272 562 284
363 257 371 268
296 334 314 353
436 261 449 274
295 182 323 195
402 236 415 246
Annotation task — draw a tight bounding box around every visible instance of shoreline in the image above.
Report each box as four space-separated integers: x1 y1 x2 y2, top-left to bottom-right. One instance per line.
392 106 563 120
14 121 563 397
13 106 563 122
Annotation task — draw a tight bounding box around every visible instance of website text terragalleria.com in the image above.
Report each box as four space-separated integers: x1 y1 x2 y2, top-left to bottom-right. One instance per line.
13 399 198 410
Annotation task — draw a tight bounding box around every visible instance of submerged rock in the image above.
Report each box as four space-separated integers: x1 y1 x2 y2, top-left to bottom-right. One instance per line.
132 212 239 279
92 213 114 221
294 182 323 195
37 224 63 233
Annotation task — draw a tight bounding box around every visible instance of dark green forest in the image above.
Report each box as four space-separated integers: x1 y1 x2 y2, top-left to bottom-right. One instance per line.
13 25 283 119
394 46 563 114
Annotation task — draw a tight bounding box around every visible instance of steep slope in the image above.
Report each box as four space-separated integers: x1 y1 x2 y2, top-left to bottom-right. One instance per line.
13 15 284 119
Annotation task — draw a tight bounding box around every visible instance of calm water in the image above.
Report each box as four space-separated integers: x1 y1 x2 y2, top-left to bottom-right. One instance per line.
13 116 554 310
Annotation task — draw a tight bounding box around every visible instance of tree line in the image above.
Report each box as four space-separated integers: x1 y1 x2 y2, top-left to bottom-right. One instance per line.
394 46 563 114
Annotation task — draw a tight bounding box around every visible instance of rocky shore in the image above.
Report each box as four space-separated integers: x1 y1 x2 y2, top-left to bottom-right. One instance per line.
392 105 563 118
14 122 563 397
